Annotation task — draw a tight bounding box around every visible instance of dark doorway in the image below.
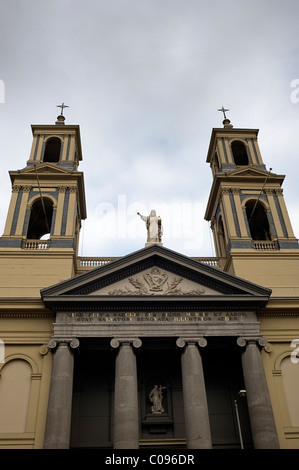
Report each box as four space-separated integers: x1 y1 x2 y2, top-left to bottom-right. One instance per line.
70 340 114 448
202 338 253 449
138 339 184 445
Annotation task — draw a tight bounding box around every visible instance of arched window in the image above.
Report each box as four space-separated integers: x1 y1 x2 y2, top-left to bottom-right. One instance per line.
245 200 271 240
27 198 53 239
231 141 248 166
0 360 32 433
43 137 61 163
281 356 299 426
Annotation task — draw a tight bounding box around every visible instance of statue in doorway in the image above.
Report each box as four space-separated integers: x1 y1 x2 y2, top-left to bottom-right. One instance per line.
149 385 166 414
137 210 163 244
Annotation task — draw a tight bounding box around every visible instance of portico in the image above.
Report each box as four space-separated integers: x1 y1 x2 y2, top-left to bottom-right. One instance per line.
41 244 279 449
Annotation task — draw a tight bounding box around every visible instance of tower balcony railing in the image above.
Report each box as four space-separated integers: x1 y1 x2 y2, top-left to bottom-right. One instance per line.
252 240 279 251
23 239 50 250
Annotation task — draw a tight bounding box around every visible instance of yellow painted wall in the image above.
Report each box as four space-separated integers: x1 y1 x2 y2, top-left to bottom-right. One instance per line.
226 253 299 297
258 314 299 449
0 314 54 448
0 252 75 297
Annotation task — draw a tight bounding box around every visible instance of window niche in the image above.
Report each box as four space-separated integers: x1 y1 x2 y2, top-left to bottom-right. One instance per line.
142 377 173 434
245 200 271 241
27 198 54 240
0 360 32 433
231 141 249 166
43 137 62 163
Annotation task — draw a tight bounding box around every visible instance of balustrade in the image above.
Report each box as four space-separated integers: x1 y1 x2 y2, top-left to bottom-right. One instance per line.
23 239 50 249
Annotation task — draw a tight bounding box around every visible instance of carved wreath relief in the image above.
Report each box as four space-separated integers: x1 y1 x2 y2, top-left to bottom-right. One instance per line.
108 267 205 296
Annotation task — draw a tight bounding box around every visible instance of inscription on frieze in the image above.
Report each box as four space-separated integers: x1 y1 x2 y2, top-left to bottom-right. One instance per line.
66 311 252 323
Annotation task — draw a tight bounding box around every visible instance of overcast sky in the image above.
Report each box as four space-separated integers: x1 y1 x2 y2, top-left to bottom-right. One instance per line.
0 0 299 258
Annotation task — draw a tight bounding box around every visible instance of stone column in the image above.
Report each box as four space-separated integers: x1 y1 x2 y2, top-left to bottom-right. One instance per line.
53 186 66 236
265 188 284 238
65 187 77 236
275 188 296 238
237 337 279 449
43 338 79 449
110 338 142 449
176 338 212 449
3 185 21 236
15 186 31 236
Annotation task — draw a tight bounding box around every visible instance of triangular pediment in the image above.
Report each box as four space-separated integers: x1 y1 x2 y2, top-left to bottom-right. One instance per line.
228 166 270 178
18 163 73 175
41 245 271 309
219 167 284 183
88 265 221 297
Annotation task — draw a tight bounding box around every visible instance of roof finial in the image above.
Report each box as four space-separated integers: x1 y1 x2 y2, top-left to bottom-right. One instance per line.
57 102 69 116
55 102 69 125
217 106 233 128
218 106 229 120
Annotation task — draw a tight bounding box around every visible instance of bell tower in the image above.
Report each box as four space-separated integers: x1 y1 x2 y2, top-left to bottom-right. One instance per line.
0 107 87 296
204 111 299 296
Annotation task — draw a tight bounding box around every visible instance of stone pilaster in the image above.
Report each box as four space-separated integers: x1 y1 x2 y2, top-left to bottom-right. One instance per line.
110 338 142 449
176 338 212 449
237 337 280 449
43 338 79 449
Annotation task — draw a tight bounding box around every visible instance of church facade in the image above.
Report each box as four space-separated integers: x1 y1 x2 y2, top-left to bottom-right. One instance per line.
0 112 299 449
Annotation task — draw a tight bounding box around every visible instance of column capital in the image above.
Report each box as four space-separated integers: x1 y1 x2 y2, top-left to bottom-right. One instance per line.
110 338 142 349
237 336 267 349
58 185 68 193
176 337 207 349
12 185 22 193
48 337 80 350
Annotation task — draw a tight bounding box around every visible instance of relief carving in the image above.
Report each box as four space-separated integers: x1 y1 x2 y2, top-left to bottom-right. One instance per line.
108 267 205 296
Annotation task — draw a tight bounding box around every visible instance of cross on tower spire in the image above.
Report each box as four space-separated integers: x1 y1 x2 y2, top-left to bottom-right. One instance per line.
57 102 69 116
217 106 233 128
55 102 69 125
217 106 229 120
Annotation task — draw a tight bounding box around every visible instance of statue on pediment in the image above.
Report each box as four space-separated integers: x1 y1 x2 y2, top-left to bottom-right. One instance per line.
137 210 162 244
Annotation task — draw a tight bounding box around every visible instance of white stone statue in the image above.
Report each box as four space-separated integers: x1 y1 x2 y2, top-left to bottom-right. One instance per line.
137 210 163 245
